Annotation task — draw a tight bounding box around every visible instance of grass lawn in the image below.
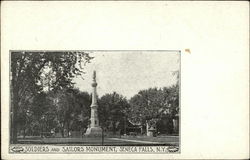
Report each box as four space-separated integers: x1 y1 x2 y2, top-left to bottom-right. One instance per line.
17 136 179 146
121 135 179 143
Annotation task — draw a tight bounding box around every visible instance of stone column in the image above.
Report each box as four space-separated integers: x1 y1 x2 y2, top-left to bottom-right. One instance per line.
85 71 102 136
90 71 99 127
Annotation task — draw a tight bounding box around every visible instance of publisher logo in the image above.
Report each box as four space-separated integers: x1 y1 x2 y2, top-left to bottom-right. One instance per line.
10 146 25 153
167 146 179 153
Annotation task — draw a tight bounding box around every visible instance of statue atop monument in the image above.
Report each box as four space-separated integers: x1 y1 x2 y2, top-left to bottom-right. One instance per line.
85 70 102 136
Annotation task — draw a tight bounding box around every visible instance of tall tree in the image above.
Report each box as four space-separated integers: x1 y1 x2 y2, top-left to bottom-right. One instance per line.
98 92 129 134
129 88 164 132
30 92 55 137
128 85 179 135
10 51 93 143
52 88 91 137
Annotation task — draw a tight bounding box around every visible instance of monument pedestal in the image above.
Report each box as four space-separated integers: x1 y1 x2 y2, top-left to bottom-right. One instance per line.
85 127 102 136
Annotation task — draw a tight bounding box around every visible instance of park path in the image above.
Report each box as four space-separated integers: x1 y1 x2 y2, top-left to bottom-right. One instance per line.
109 138 160 144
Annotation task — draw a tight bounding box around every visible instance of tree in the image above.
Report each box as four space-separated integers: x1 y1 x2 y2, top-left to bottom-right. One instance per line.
128 84 179 135
30 92 55 137
10 51 93 143
52 88 91 137
68 89 91 133
98 92 129 134
129 88 165 133
161 84 179 134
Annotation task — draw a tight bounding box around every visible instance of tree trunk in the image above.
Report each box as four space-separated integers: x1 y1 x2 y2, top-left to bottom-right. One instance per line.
61 123 65 138
23 128 26 139
11 93 18 143
40 121 44 138
61 128 64 138
112 122 116 135
67 122 70 137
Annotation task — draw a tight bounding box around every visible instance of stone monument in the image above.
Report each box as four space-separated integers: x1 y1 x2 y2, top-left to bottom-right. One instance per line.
85 71 102 136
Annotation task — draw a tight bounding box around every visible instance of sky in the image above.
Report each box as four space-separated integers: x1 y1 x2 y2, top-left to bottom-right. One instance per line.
74 51 180 99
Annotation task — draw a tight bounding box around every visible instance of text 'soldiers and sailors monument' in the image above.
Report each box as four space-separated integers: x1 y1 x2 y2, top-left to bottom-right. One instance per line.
85 71 102 136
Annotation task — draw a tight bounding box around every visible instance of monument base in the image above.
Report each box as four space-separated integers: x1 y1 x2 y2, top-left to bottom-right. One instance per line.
85 127 103 137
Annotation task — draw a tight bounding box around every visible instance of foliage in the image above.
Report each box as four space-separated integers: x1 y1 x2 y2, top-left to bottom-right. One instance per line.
128 84 179 133
10 51 179 140
50 88 91 137
98 92 130 134
11 51 93 142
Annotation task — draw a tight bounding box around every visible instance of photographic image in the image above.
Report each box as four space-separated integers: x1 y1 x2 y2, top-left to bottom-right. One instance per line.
9 50 180 153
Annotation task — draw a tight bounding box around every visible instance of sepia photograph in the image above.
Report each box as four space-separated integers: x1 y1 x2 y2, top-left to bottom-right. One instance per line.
9 50 180 153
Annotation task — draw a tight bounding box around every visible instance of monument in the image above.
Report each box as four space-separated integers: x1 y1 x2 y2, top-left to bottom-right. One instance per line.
85 71 102 136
